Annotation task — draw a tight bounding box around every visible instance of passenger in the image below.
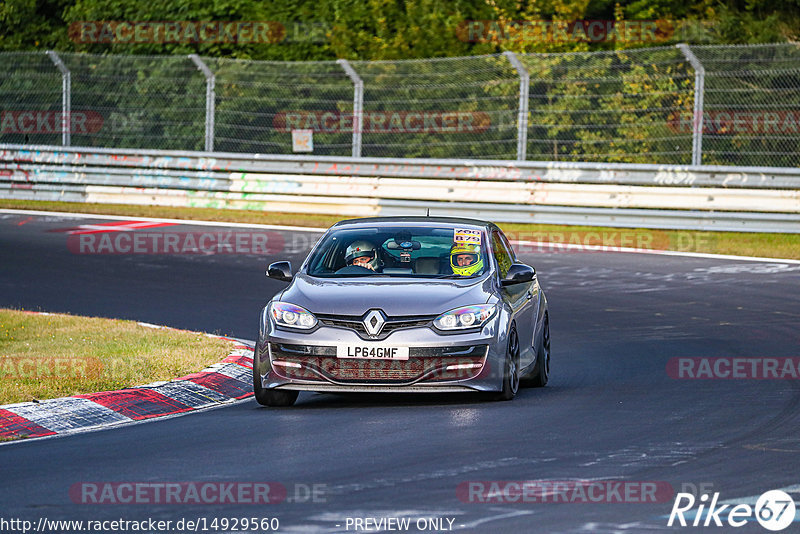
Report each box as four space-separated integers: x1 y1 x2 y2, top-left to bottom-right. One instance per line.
450 244 483 276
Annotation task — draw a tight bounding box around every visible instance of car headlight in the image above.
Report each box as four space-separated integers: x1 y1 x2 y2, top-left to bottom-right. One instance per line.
269 302 317 329
433 304 496 331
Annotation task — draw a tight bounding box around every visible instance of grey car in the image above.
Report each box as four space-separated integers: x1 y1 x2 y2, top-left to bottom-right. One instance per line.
253 216 550 406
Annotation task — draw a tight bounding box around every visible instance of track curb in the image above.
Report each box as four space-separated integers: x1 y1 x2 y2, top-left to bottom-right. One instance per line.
0 314 254 442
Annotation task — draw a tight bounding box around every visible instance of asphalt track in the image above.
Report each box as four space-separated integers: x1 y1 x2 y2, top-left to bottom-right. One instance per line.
1 211 799 533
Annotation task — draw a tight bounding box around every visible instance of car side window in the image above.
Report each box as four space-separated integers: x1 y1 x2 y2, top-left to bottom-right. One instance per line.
491 230 513 278
496 230 517 261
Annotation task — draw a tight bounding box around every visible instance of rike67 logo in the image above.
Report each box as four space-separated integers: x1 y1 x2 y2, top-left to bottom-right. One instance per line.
668 490 796 531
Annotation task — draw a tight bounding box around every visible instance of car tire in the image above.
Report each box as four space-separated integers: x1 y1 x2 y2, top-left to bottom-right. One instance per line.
528 313 550 387
255 386 298 407
494 325 520 401
253 334 299 407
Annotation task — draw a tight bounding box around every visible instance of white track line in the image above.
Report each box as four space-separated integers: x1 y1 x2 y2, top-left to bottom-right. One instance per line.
2 208 799 263
0 208 326 233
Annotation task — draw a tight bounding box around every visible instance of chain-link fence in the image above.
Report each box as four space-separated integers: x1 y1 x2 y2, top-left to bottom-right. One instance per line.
1 43 798 166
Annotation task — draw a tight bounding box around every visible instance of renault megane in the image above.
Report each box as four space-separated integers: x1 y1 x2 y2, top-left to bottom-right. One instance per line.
253 216 550 406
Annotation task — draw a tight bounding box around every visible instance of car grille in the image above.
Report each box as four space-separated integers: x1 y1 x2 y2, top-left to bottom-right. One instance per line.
270 343 488 384
316 313 436 340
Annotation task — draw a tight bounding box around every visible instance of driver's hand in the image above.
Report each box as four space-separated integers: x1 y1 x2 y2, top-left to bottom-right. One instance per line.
351 260 374 270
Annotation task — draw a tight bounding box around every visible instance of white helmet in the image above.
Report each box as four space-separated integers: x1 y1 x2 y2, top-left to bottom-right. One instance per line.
345 240 380 270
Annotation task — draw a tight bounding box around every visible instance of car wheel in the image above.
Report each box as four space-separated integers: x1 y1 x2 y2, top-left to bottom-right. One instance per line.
495 325 520 401
529 313 550 387
253 334 298 407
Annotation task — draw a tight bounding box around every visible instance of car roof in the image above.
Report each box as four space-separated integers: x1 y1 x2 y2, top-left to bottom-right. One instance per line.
332 216 494 230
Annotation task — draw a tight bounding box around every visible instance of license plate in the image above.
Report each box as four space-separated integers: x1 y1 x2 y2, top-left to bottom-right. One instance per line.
336 345 409 360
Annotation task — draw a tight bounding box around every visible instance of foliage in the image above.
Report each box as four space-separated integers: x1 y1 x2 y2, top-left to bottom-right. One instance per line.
2 0 799 58
1 1 798 165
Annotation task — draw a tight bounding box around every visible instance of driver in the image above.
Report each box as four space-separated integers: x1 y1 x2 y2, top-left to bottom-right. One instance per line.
345 240 381 271
450 243 483 276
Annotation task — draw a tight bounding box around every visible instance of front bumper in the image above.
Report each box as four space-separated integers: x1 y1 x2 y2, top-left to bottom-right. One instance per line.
255 321 507 393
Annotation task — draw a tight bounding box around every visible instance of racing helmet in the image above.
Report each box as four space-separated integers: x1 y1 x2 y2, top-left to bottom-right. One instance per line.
345 240 380 270
450 243 483 276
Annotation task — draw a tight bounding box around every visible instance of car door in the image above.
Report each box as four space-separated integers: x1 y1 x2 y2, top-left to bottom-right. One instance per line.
491 228 537 368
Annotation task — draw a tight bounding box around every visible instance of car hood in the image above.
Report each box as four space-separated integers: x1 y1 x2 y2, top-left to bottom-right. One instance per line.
279 273 494 317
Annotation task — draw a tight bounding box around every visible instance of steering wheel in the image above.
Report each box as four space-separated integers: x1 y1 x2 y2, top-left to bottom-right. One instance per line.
335 265 376 274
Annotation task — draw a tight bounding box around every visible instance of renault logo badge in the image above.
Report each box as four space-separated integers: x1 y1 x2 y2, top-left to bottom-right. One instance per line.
363 309 386 337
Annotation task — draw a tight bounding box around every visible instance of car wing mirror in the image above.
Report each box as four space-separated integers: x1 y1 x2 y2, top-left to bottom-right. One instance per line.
267 261 293 282
501 263 535 286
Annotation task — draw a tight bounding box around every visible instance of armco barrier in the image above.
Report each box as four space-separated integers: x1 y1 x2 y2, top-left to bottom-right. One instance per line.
1 144 799 232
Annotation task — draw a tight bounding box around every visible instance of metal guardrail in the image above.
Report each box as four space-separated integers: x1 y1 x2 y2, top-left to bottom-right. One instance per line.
1 144 799 233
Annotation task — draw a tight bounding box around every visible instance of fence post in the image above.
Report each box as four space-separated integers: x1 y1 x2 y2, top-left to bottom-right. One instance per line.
189 54 215 152
45 51 71 147
677 44 705 166
337 59 364 158
503 51 529 162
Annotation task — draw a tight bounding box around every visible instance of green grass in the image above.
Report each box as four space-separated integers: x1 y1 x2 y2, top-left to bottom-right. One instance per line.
0 309 235 405
0 199 342 228
496 223 800 260
1 199 798 260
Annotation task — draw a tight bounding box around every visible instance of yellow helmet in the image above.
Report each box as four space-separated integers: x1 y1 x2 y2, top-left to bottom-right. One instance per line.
450 244 483 276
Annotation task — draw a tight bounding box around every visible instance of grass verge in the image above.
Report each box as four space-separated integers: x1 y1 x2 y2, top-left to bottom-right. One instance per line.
0 309 235 405
1 199 798 260
0 199 342 229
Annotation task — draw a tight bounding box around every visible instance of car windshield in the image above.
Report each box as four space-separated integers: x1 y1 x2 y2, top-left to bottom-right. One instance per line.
306 226 489 278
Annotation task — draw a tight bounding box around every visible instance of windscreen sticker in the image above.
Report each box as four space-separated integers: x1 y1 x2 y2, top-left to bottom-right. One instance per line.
454 228 481 245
